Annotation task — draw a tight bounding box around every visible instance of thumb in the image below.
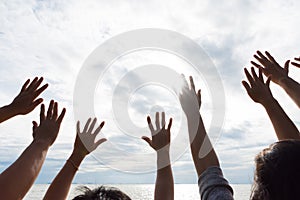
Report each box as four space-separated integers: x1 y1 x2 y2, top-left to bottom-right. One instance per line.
94 138 107 150
141 136 152 147
284 60 290 74
32 121 38 138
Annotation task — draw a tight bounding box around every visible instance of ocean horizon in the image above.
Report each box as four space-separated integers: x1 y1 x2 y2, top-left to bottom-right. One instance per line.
25 183 252 199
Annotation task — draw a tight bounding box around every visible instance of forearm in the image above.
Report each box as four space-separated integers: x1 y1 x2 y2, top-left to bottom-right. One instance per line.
187 112 219 177
0 104 18 123
262 97 299 140
43 152 85 200
155 151 174 200
0 140 49 199
279 77 300 108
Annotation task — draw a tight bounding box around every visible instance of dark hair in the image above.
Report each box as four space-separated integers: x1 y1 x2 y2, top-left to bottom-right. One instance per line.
72 186 131 200
251 140 300 200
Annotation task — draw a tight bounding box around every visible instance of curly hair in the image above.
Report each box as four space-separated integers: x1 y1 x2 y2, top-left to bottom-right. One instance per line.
72 185 131 200
251 140 300 200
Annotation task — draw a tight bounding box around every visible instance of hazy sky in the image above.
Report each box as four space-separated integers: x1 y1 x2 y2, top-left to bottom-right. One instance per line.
0 0 300 185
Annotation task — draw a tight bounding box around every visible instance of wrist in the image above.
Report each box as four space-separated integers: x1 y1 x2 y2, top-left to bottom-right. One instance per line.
278 76 292 88
71 150 87 161
157 149 171 169
31 139 51 150
260 96 276 107
1 104 18 119
185 110 201 120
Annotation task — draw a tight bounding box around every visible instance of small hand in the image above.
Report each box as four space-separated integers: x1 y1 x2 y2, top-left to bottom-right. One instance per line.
179 75 201 117
73 118 107 157
291 57 300 68
251 51 289 85
142 112 172 151
32 100 66 146
242 67 273 105
11 77 48 115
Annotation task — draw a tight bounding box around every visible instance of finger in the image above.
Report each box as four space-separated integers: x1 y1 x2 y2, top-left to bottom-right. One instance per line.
244 68 255 87
94 121 105 135
284 60 290 74
30 98 43 111
251 67 259 81
167 118 172 131
141 136 152 147
94 138 107 149
26 77 39 92
57 108 66 125
258 68 263 82
147 116 155 134
32 121 38 138
251 61 264 70
266 76 271 87
161 112 165 128
189 76 195 91
32 121 38 131
197 89 201 107
295 57 300 61
33 84 48 99
181 74 189 90
257 51 269 62
254 52 270 67
83 118 92 133
155 112 160 130
40 104 45 121
265 51 278 64
242 81 251 93
29 77 44 92
291 62 300 68
51 102 58 120
46 100 54 119
76 121 80 134
21 79 30 92
88 118 97 133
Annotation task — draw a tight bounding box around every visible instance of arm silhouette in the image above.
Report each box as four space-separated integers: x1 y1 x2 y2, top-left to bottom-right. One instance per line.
0 77 48 123
43 118 106 200
252 51 300 108
0 100 66 199
142 112 174 200
242 67 299 140
179 76 219 177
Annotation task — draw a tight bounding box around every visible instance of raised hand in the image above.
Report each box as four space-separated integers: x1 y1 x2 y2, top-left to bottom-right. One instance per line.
32 100 66 146
73 118 107 158
251 51 289 85
242 67 274 105
11 77 48 115
179 76 201 117
142 112 174 200
142 112 172 151
291 57 300 68
43 117 106 200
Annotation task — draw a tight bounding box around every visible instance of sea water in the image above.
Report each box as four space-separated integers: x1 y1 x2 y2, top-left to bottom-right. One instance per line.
24 184 251 199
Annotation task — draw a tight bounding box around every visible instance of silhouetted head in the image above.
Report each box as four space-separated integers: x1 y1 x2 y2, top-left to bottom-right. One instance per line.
251 140 300 200
72 186 131 200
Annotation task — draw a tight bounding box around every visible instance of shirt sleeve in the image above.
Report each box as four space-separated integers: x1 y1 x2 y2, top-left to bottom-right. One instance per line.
198 166 234 200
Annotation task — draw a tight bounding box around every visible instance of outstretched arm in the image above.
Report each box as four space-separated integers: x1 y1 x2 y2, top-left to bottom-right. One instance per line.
179 76 219 177
142 112 174 200
43 118 106 200
252 51 300 108
242 67 299 140
0 77 48 123
0 100 66 200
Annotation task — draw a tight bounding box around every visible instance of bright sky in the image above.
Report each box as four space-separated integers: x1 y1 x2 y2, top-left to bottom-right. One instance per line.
0 0 299 184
